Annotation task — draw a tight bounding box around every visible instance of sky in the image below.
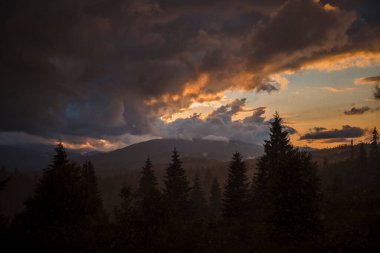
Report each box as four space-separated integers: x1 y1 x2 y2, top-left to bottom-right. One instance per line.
0 0 380 151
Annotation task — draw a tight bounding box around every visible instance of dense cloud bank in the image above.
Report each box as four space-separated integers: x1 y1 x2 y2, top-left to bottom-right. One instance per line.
1 0 379 147
154 99 272 144
300 125 366 141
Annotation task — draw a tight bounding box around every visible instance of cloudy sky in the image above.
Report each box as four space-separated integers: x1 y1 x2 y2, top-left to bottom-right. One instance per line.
1 0 379 151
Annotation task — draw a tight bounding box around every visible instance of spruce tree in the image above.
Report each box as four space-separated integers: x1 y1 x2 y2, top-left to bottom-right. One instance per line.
223 152 249 220
49 139 69 170
253 112 293 211
189 174 207 220
81 160 105 219
81 161 103 210
113 185 138 252
80 160 107 251
164 148 190 212
252 112 320 241
209 177 222 221
10 142 102 251
370 127 378 159
137 157 158 198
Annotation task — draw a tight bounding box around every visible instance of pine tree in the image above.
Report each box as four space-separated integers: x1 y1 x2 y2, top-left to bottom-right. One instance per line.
80 160 107 251
370 127 378 159
164 148 190 212
113 185 137 252
81 160 104 219
253 112 293 211
49 139 69 170
252 112 320 241
209 177 222 221
137 157 158 198
189 174 207 220
223 152 249 220
10 142 103 251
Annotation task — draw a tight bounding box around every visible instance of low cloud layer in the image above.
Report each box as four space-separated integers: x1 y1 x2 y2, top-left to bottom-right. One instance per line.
154 99 274 145
1 0 380 148
300 125 366 140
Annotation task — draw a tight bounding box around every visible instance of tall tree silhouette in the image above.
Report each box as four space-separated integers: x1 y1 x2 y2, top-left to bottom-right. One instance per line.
10 142 105 252
253 112 320 242
189 174 207 220
81 161 103 215
209 177 222 222
80 160 107 251
253 112 293 214
164 148 190 212
137 157 158 198
113 186 137 252
370 127 378 159
50 139 69 169
223 152 249 220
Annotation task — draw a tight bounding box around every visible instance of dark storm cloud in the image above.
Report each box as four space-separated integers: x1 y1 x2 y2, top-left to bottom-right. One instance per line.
344 106 371 115
321 0 380 25
0 0 267 139
245 0 358 78
0 0 379 146
300 125 365 140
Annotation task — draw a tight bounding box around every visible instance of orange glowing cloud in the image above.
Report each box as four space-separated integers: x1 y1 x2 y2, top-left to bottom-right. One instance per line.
299 51 380 72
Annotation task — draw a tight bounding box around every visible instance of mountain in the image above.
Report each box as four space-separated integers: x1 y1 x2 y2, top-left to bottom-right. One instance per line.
0 139 262 172
80 138 263 174
1 138 362 174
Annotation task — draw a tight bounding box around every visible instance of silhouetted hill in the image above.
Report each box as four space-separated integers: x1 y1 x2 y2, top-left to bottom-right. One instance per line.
80 138 263 174
310 144 368 166
0 139 367 174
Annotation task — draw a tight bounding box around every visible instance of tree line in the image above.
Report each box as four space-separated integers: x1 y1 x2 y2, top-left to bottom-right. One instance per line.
0 113 379 253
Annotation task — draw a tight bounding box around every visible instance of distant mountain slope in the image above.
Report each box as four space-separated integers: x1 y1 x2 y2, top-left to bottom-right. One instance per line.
80 138 263 173
1 138 365 174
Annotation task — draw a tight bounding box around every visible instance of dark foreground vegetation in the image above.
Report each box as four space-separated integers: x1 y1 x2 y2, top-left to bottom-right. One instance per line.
0 113 379 253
